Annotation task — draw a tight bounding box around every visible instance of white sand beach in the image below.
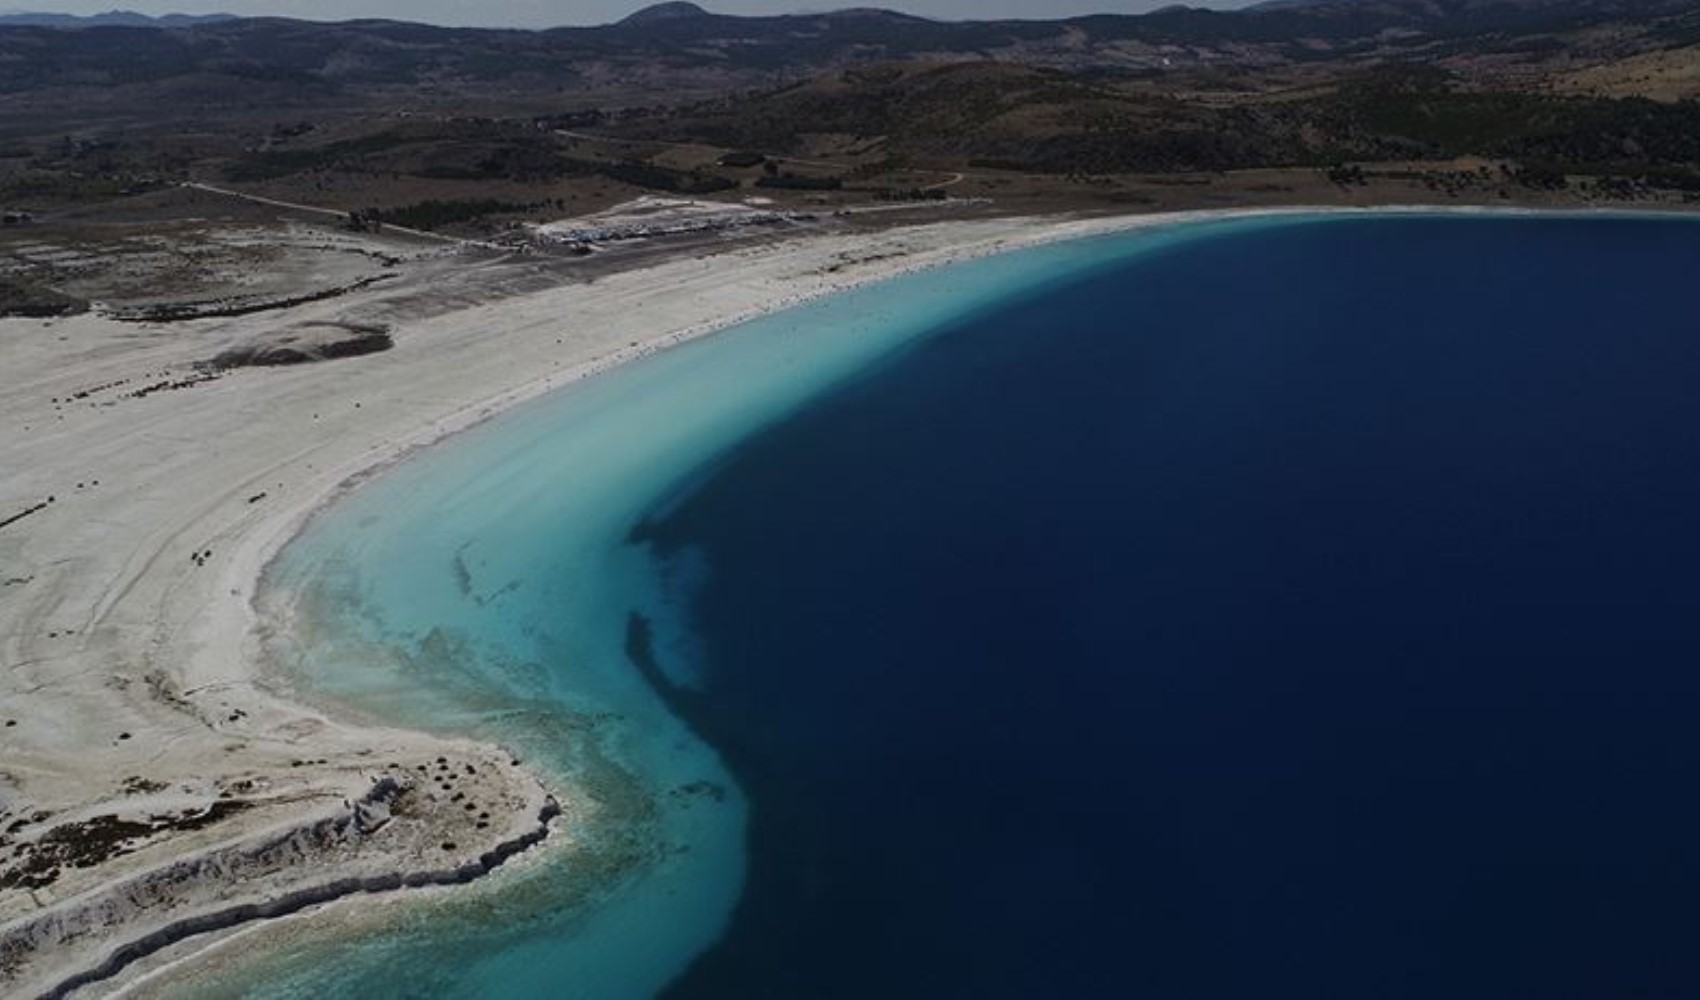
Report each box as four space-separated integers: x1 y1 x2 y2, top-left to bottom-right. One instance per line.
0 206 1305 996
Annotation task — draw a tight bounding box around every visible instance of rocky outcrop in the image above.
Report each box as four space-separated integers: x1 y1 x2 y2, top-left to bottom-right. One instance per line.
205 322 395 370
0 778 560 1000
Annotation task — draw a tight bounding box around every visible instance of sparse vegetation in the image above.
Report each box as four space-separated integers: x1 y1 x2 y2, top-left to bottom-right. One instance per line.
755 173 843 191
599 161 737 195
350 199 540 232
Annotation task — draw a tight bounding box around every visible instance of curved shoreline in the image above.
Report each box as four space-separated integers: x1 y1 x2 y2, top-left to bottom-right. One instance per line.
0 204 1663 997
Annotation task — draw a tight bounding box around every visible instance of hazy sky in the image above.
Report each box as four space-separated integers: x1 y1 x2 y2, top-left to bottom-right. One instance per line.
2 1 1250 28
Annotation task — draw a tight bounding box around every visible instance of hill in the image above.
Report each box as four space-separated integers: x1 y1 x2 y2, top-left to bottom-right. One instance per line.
0 0 1693 112
618 2 713 25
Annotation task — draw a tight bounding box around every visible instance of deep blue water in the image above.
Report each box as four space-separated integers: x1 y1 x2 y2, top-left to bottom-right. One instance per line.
629 216 1700 999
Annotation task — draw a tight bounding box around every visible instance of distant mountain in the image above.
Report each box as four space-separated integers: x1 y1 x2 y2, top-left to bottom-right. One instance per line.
618 1 712 25
0 10 235 27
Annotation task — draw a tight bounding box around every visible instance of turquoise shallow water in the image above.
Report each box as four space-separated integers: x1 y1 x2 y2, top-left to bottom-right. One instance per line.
211 216 1273 999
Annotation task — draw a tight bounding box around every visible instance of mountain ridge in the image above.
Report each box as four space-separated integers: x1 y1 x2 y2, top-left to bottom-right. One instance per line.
0 0 1691 116
0 9 235 27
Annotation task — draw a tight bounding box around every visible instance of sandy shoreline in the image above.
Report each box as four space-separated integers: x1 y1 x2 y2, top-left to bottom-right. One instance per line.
0 203 1551 995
